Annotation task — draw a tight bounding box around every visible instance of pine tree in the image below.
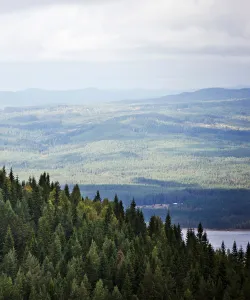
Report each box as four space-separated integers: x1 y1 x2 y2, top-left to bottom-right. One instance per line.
114 194 119 203
119 201 125 221
184 288 194 300
29 285 40 300
2 248 18 279
92 279 108 300
64 184 70 199
246 242 250 272
232 241 238 262
112 286 123 300
9 168 14 183
153 265 165 300
38 214 53 257
100 251 109 280
238 246 244 264
149 215 163 236
42 256 54 277
114 194 119 217
104 204 113 231
14 269 26 300
71 184 81 206
82 274 91 295
71 237 82 258
78 280 91 300
217 259 228 289
69 278 80 300
122 273 132 300
131 198 136 209
51 234 62 267
3 226 15 255
197 222 203 241
0 275 15 299
94 190 101 202
138 262 154 300
165 211 173 241
31 185 43 226
221 241 226 255
85 240 100 285
24 252 42 284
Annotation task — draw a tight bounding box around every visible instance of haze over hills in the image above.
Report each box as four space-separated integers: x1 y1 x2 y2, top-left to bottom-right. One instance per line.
1 87 250 109
1 86 250 227
157 88 250 102
0 88 175 108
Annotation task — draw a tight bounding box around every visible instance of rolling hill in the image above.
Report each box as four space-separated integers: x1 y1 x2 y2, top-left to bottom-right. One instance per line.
1 87 250 227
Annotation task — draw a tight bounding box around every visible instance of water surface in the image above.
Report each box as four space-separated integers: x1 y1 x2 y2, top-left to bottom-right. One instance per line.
182 229 250 250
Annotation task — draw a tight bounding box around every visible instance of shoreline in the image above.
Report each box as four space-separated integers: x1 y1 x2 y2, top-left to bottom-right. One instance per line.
182 228 250 232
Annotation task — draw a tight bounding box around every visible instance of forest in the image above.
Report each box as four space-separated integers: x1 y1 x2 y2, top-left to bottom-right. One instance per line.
0 166 250 299
1 93 250 229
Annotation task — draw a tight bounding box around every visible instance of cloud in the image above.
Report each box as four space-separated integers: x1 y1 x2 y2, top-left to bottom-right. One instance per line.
0 0 249 89
0 0 249 63
0 0 114 12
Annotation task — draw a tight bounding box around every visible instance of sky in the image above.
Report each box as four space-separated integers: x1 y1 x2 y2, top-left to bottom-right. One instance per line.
0 0 249 91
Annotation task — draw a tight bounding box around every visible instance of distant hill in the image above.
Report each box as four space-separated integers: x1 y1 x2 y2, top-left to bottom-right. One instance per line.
1 87 250 109
0 88 173 108
156 88 250 103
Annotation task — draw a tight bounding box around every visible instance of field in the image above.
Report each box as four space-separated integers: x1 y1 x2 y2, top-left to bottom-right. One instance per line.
1 91 250 227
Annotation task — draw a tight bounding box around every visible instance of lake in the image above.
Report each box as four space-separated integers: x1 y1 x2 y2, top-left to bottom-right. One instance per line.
182 229 250 250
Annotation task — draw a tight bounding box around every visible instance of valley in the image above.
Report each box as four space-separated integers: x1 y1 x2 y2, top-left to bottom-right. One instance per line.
1 88 250 228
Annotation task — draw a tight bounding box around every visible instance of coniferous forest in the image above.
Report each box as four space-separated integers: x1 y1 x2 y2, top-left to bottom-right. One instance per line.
1 167 250 300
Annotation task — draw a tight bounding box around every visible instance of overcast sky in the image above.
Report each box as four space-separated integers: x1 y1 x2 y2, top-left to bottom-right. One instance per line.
0 0 249 91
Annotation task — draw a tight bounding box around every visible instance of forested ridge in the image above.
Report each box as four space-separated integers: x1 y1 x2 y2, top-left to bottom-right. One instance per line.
0 167 250 299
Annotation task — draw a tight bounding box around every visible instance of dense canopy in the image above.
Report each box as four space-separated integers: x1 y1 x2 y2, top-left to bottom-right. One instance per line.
0 167 250 299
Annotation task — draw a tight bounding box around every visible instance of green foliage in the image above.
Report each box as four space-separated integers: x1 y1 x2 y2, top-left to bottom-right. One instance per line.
2 249 18 279
0 167 249 299
3 226 15 256
112 286 123 300
92 279 108 300
2 99 250 228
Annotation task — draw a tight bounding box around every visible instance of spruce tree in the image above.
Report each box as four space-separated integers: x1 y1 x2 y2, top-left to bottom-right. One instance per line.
0 275 15 299
112 286 123 300
78 280 91 300
138 262 154 300
64 184 70 199
3 226 15 255
221 241 226 256
94 190 101 202
197 222 203 241
9 168 14 183
122 273 132 300
232 241 238 262
85 240 100 285
71 184 81 206
246 242 250 272
165 210 173 241
92 279 108 300
2 248 18 279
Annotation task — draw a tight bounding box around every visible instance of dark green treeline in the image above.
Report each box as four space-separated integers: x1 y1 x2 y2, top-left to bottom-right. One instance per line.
0 167 250 299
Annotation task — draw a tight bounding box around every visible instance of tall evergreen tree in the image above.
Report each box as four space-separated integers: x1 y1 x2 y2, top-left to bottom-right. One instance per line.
3 226 15 256
0 167 249 300
94 190 101 202
112 286 123 300
85 240 100 285
92 279 108 300
245 242 250 272
64 184 70 199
